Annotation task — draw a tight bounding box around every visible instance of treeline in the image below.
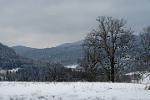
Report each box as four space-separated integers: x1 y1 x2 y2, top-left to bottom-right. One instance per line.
0 63 86 81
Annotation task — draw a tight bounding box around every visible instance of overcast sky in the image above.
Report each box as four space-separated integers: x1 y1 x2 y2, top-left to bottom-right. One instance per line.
0 0 150 48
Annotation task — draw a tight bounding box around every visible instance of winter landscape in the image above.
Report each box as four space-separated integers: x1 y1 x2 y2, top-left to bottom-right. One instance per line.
0 0 150 100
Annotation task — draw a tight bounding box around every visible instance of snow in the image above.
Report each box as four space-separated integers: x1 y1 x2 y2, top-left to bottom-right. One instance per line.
125 71 150 84
65 64 78 68
8 68 20 73
0 82 149 100
0 68 20 74
125 71 142 76
140 72 150 84
0 70 6 74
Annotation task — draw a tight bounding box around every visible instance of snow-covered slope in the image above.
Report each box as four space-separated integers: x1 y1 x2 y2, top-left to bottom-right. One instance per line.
0 82 149 100
65 64 78 68
125 71 150 84
140 72 150 84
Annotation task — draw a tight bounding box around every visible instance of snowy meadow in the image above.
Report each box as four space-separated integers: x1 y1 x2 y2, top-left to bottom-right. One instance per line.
0 82 149 100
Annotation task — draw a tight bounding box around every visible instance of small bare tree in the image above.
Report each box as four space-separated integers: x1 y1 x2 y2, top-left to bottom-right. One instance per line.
139 26 150 81
141 26 150 52
82 16 133 82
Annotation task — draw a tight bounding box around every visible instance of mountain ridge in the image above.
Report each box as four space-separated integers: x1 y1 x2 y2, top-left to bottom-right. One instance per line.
12 40 83 65
0 42 49 69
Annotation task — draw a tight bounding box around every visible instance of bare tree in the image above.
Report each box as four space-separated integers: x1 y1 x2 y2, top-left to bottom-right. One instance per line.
140 26 150 52
139 26 150 78
82 16 133 82
82 31 100 81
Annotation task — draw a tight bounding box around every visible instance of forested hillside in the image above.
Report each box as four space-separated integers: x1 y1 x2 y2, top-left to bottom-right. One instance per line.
0 43 70 81
12 41 83 65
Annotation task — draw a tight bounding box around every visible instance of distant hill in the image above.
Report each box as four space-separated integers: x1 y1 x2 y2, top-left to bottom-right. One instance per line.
0 43 17 59
0 43 24 69
12 46 36 55
12 41 83 65
0 43 47 69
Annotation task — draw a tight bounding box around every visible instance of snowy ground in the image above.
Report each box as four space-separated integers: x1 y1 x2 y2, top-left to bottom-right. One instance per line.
0 82 149 100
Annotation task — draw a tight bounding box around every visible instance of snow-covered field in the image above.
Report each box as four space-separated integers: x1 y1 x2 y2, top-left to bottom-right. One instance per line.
0 82 149 100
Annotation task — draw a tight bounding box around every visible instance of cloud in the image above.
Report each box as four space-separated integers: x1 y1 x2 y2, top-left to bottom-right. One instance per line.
0 0 150 48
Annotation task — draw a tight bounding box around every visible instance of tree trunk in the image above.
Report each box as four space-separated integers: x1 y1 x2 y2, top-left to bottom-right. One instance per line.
107 71 111 82
111 57 115 82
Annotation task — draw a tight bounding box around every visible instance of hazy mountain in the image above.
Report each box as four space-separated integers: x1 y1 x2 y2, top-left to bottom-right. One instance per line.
0 43 17 59
12 41 83 65
12 46 36 56
0 43 47 69
0 43 23 69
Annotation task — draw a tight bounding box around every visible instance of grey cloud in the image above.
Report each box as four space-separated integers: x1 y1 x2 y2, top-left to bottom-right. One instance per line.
0 0 150 48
